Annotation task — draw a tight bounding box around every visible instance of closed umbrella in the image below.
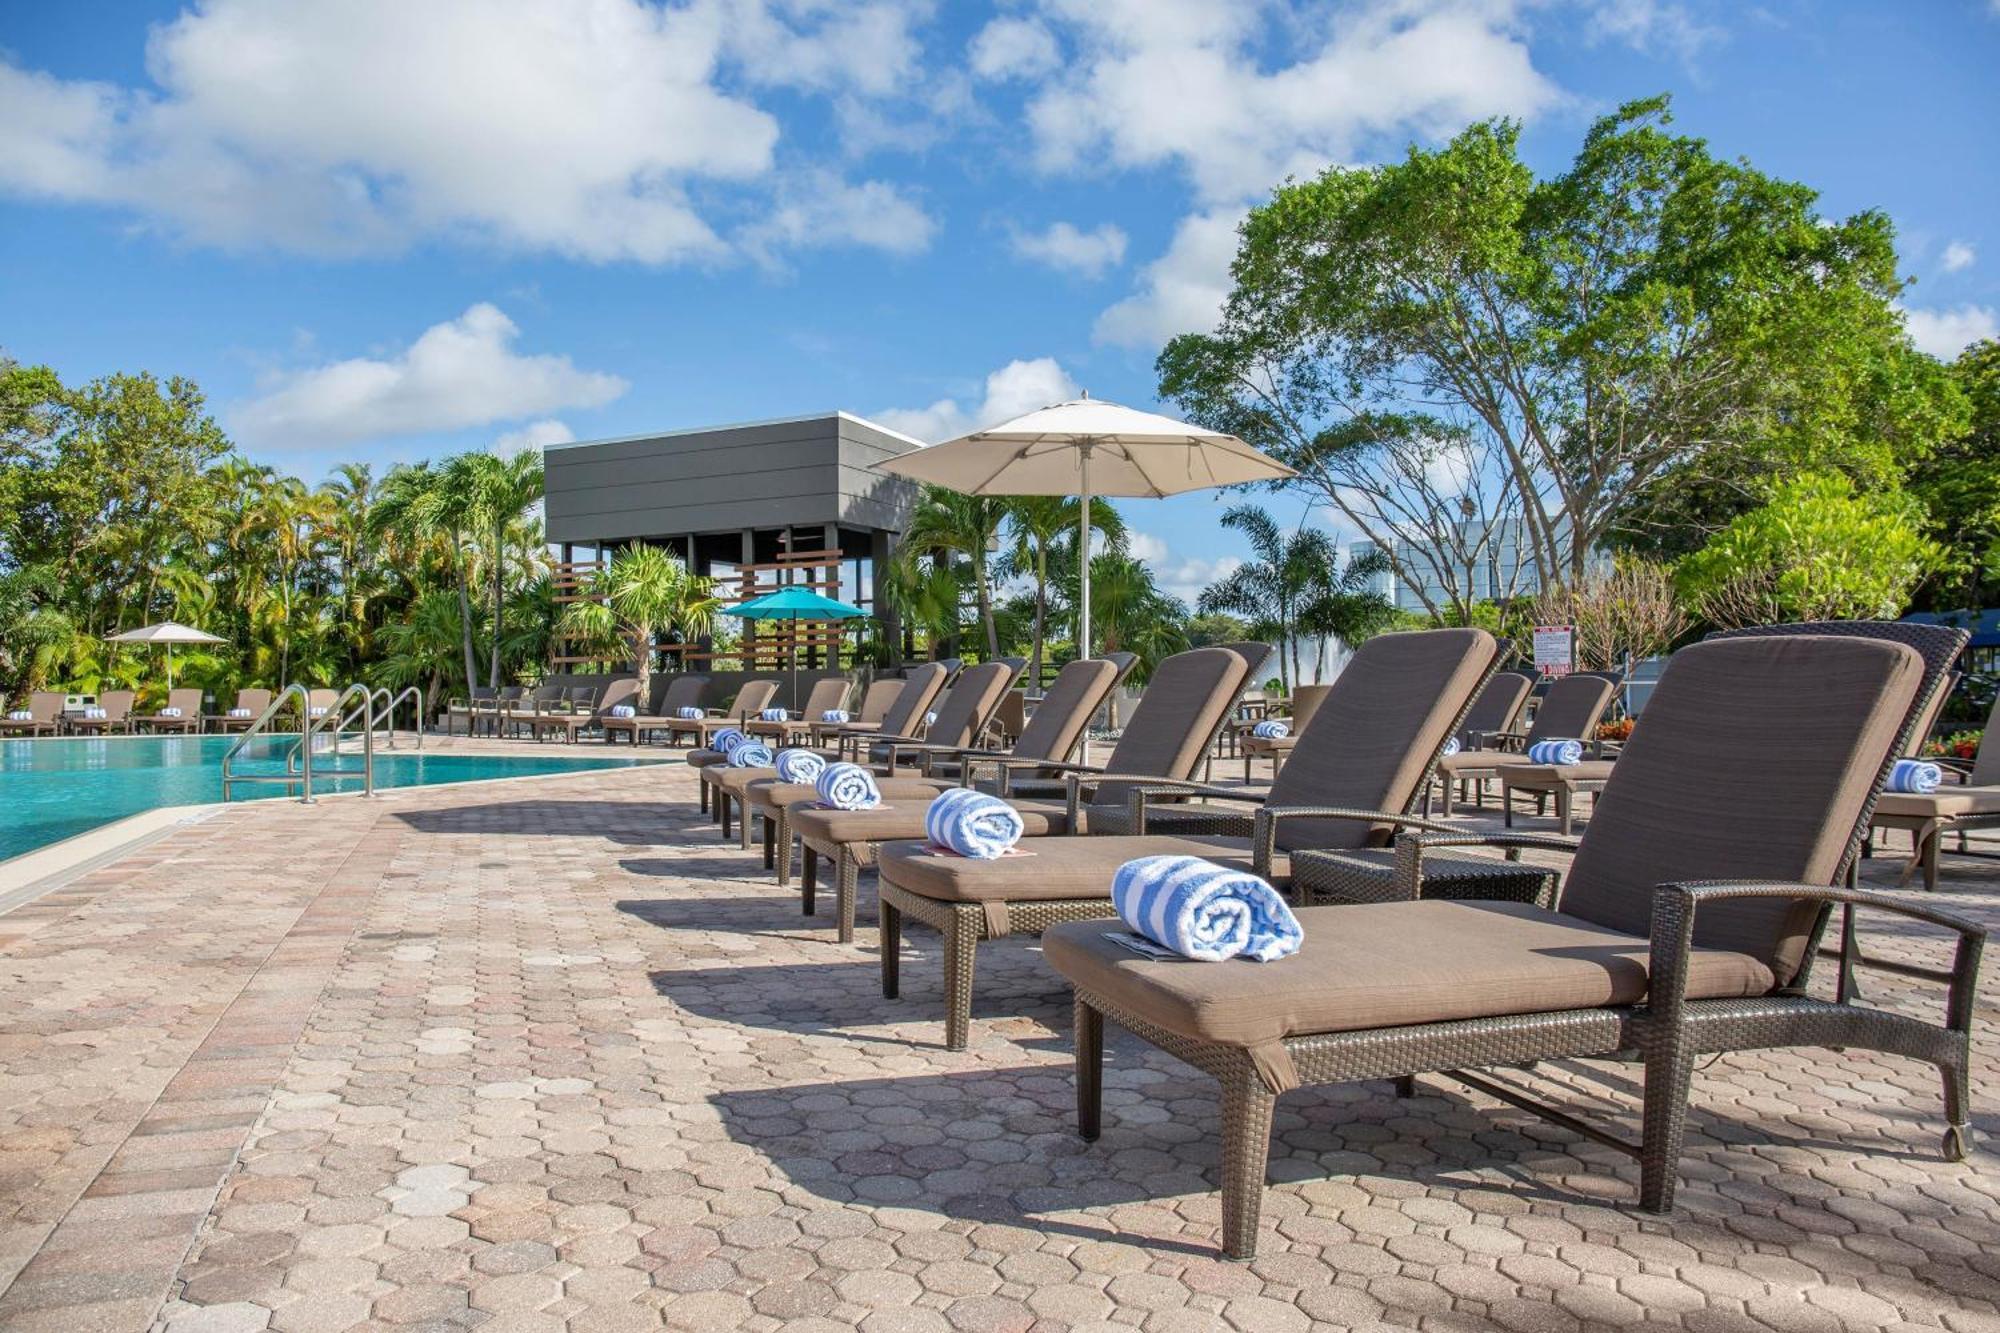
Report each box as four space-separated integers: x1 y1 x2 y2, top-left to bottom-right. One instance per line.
876 395 1294 658
104 621 227 689
721 586 869 707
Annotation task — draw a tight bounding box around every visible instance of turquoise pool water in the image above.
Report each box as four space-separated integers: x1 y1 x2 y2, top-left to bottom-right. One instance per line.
0 734 659 861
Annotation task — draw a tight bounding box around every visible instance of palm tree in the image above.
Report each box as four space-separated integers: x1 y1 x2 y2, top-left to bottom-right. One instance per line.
0 566 75 700
455 448 545 689
1197 504 1345 691
1294 548 1394 679
899 487 1008 658
373 462 478 693
560 545 718 702
1001 495 1125 685
1068 551 1187 727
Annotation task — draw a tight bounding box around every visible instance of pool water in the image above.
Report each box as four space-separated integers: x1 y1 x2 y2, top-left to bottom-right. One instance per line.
0 734 660 861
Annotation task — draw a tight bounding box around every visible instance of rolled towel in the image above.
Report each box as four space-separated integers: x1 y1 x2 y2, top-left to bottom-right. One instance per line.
1250 719 1289 739
759 707 789 722
774 748 828 784
710 728 747 754
8 710 33 720
228 707 253 718
1440 737 1461 756
815 761 881 810
158 707 182 717
308 706 329 717
1526 738 1584 766
677 706 703 719
609 705 636 718
728 741 774 768
84 707 106 719
1888 758 1942 794
820 708 850 723
923 711 938 728
923 787 1025 860
1111 855 1303 963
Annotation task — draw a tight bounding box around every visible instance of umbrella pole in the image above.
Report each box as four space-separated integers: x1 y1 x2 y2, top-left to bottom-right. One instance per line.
1078 446 1093 764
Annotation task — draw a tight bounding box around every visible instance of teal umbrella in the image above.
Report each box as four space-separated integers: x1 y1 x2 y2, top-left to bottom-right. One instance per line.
722 586 869 705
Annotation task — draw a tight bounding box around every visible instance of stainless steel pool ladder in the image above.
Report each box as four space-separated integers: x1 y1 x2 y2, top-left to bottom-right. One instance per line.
221 682 376 803
339 686 425 752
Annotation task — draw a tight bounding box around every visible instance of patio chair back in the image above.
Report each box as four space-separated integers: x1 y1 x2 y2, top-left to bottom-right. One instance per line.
854 678 902 725
1458 670 1534 747
24 692 64 721
592 678 641 717
1524 673 1617 745
875 662 949 738
1264 629 1500 853
498 685 527 705
1969 691 2000 787
166 688 202 716
1096 645 1262 805
234 688 272 715
1215 642 1278 687
1008 657 1123 762
916 659 1024 749
95 690 136 720
799 677 853 718
726 679 779 721
1901 670 1958 758
1558 634 1925 984
655 675 709 716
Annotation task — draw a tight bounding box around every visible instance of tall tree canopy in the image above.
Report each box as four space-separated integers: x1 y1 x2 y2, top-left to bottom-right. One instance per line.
1159 95 1964 608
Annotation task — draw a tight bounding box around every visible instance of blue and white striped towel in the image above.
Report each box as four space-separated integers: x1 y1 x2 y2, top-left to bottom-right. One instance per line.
1250 719 1289 739
158 707 182 717
774 749 827 784
1526 739 1583 766
820 709 850 723
923 711 938 728
760 707 789 722
1887 759 1943 794
1111 855 1303 963
815 762 881 810
6 711 30 721
923 787 1025 859
609 705 636 718
677 706 703 719
1440 737 1461 756
710 728 747 754
727 742 774 768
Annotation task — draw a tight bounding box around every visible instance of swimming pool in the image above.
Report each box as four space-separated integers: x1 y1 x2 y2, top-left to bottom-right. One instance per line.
0 734 662 861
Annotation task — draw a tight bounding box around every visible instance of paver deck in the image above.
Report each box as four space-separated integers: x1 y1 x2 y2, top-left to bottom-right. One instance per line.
0 758 1994 1331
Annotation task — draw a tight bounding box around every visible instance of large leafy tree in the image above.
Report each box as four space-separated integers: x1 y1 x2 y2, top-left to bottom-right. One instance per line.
1159 96 1964 598
1907 339 2000 610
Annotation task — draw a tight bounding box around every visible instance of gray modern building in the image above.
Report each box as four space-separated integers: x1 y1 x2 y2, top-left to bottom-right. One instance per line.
543 411 925 669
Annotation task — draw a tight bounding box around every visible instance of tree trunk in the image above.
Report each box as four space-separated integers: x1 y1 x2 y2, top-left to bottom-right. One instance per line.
488 520 504 690
452 524 477 693
976 554 998 660
1029 545 1048 687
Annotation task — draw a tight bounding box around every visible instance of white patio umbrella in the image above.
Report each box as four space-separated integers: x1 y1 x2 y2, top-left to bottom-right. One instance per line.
877 396 1295 658
104 621 226 688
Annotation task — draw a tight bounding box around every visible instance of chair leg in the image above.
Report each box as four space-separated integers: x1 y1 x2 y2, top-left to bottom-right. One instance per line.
763 815 775 869
719 791 732 840
1556 789 1572 838
1504 789 1515 828
739 797 755 851
942 910 978 1050
777 809 794 886
880 898 901 998
836 848 861 945
1638 1028 1696 1214
801 847 817 915
1941 1050 1972 1162
1218 1073 1278 1260
1075 996 1103 1140
1924 827 1941 893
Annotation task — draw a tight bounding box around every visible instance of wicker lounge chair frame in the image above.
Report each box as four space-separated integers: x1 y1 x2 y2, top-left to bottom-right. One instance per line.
1432 671 1618 815
1869 686 2000 890
744 678 855 747
601 675 711 746
1055 623 1976 1260
667 679 781 758
806 678 903 747
528 678 641 742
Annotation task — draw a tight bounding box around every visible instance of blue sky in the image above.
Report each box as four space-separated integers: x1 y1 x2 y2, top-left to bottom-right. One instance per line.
3 0 1996 605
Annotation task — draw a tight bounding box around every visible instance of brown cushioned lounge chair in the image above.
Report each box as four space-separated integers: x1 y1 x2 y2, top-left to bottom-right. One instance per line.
601 675 709 746
873 630 1495 1051
1872 686 2000 891
1430 671 1616 813
717 660 953 829
808 678 902 747
529 678 641 742
67 689 137 735
670 679 781 758
0 692 65 736
1042 627 1980 1260
1417 669 1534 813
137 687 204 733
745 678 855 747
206 688 273 733
785 656 1127 940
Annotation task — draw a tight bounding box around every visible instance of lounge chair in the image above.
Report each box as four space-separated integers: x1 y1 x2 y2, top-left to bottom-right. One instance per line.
299 688 340 727
206 688 274 733
1871 686 2000 890
529 678 641 742
1431 671 1617 814
0 692 65 736
1236 682 1329 782
1413 670 1534 813
665 679 781 753
445 685 497 736
602 675 710 746
783 657 1126 941
137 688 204 734
808 679 902 747
722 660 954 846
67 689 137 735
874 630 1493 1050
746 678 855 747
1044 628 1977 1259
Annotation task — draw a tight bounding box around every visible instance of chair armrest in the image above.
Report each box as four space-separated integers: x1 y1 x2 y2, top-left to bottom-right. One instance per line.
1387 828 1583 901
1647 881 1986 1024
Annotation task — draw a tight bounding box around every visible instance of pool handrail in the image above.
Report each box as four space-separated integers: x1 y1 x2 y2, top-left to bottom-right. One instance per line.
221 681 376 803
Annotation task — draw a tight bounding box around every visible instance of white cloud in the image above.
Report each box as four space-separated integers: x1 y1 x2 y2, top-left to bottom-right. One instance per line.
1130 530 1243 607
874 357 1080 444
1584 0 1721 63
494 419 576 456
1009 220 1128 277
970 17 1062 81
0 0 936 264
1904 304 1999 358
1942 240 1977 273
1018 0 1561 204
739 171 935 268
232 304 627 448
1094 207 1245 348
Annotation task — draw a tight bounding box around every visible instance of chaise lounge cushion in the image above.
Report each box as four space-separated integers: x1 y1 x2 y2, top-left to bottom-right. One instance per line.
1505 759 1616 784
879 832 1261 903
1042 899 1775 1050
1874 787 2000 819
792 799 1076 846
